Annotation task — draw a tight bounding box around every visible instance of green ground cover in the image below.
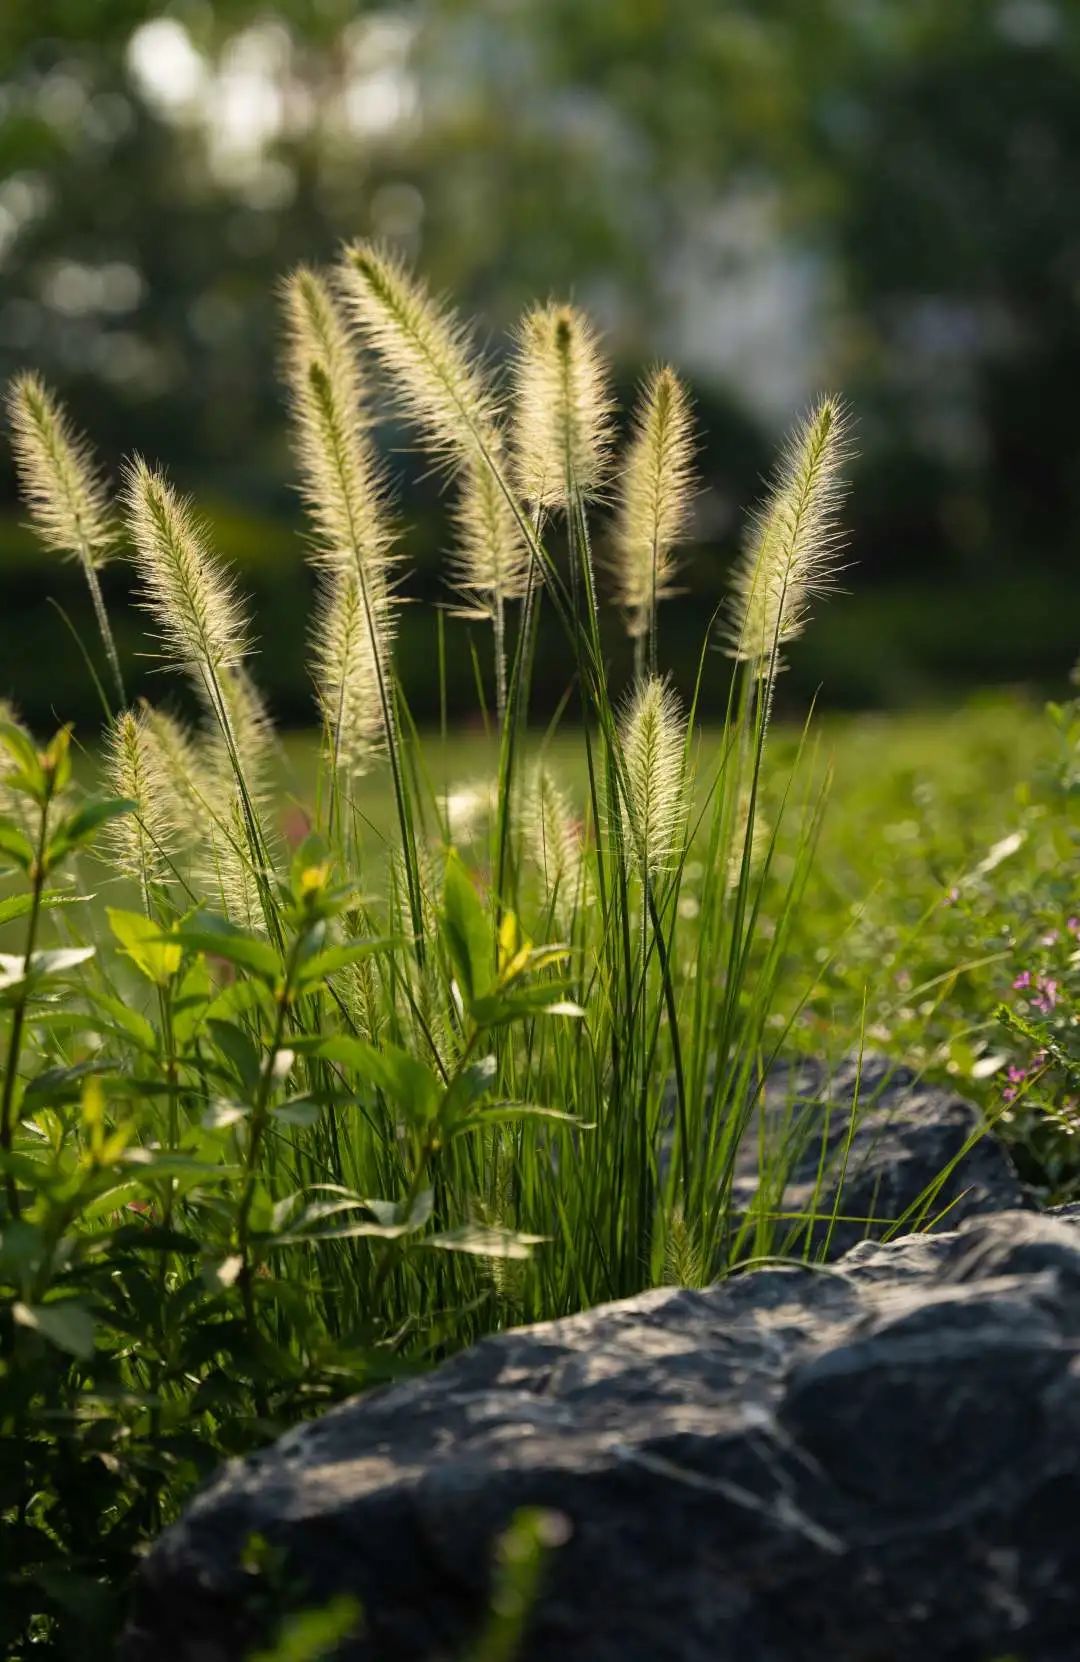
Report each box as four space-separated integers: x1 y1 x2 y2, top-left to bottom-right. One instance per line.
1 244 1077 1659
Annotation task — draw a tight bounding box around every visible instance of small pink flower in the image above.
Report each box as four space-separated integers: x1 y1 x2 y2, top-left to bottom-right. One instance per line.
1007 1064 1028 1083
943 887 960 907
1068 917 1080 936
1002 1085 1018 1104
1033 978 1059 1014
1041 930 1060 947
1013 971 1032 991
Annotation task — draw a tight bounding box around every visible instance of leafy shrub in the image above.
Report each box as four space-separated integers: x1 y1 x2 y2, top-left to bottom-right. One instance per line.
0 248 852 1655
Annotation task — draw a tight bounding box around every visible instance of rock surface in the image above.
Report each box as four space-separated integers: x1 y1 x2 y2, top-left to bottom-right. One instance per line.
741 1053 1030 1256
126 1203 1080 1662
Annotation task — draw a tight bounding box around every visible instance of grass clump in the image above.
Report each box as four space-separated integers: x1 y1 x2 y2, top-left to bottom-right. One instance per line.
6 244 1023 1658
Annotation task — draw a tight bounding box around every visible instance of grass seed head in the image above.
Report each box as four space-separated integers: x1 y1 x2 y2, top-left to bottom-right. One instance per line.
6 372 114 569
511 302 614 510
612 366 695 639
725 395 850 670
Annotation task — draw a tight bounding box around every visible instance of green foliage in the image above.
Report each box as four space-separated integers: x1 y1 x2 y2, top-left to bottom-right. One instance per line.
0 245 1071 1662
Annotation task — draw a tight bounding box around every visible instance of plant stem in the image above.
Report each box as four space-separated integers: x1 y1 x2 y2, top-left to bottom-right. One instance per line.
0 792 51 1219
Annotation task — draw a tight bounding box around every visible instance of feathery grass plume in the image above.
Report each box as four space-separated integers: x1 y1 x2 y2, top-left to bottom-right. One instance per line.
125 458 250 686
312 568 385 782
618 675 687 875
438 776 498 845
338 242 496 468
202 794 266 932
199 665 279 929
7 373 113 565
511 302 614 511
7 372 125 703
282 268 397 778
526 764 584 916
103 709 183 892
662 1206 707 1289
139 702 264 919
725 395 850 670
613 367 695 667
450 450 530 620
141 704 213 832
282 266 393 582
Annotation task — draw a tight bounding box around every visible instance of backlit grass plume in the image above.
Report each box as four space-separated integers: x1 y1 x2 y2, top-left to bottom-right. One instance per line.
125 458 250 688
282 266 393 582
527 763 584 919
312 567 385 781
103 708 182 894
613 367 695 675
338 242 496 469
618 675 687 876
511 303 613 511
6 372 124 704
451 449 530 717
283 266 399 786
725 395 850 671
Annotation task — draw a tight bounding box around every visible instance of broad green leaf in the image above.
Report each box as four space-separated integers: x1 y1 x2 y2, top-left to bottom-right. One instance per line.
272 1097 322 1128
441 1054 497 1126
0 817 35 873
172 913 281 980
207 1018 262 1093
84 988 158 1055
0 889 90 928
422 1225 548 1260
13 1298 96 1358
440 849 491 1005
294 937 400 988
108 907 182 985
23 1058 114 1108
0 945 95 992
46 796 135 866
455 1103 590 1134
0 718 41 776
120 1149 242 1182
296 1035 441 1125
470 987 584 1027
202 1100 250 1131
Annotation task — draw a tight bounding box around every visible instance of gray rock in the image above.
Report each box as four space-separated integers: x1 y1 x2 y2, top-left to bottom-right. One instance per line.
734 1053 1031 1256
125 1207 1080 1662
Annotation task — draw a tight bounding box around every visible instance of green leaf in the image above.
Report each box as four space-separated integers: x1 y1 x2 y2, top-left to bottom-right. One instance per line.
455 1102 589 1134
84 988 158 1054
297 1035 441 1125
441 1053 497 1126
46 796 135 865
23 1057 115 1109
422 1225 548 1260
0 720 45 798
271 1097 322 1128
202 1100 251 1131
271 1188 433 1245
108 906 182 985
470 988 585 1027
172 912 281 980
13 1298 96 1358
120 1149 242 1182
0 944 95 993
293 937 400 988
0 889 89 927
206 1018 262 1093
0 817 35 873
440 849 491 1005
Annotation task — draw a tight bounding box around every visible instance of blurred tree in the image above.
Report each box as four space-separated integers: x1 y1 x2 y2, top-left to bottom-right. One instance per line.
0 0 1077 721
